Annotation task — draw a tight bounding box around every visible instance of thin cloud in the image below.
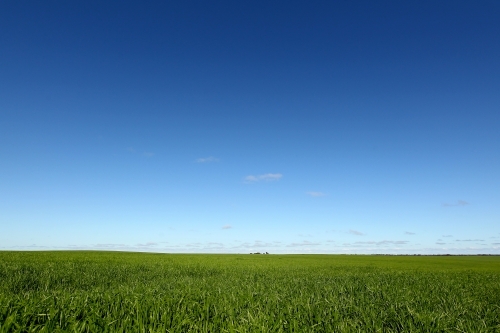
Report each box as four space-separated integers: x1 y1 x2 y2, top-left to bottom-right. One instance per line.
95 243 128 248
231 241 282 249
195 243 225 251
349 229 364 236
286 241 320 247
405 231 416 235
136 242 158 247
354 240 408 245
244 173 282 183
436 242 446 245
222 224 232 230
442 200 469 207
442 235 453 238
455 239 484 242
196 156 219 163
12 244 50 249
307 191 327 197
127 147 153 157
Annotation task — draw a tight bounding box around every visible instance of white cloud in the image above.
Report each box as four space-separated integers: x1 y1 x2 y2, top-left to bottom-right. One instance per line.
244 173 282 183
307 191 326 197
5 241 500 254
196 156 219 163
349 229 364 236
405 231 416 235
222 224 232 230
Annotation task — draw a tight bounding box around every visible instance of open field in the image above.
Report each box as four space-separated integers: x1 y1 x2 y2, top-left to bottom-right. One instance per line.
1 252 499 332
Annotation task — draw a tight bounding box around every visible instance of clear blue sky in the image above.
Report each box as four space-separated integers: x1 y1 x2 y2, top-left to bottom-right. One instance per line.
1 1 499 254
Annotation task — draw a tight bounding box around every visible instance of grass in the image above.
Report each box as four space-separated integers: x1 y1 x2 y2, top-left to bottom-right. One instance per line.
1 251 499 332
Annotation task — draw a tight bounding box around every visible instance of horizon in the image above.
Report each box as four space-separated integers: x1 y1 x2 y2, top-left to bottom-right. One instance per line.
3 249 500 256
1 1 499 254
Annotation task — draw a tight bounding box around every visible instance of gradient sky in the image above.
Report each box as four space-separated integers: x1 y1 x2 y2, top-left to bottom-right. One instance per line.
1 1 499 254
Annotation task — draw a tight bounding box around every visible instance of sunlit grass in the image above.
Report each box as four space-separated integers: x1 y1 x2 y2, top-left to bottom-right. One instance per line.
1 252 499 332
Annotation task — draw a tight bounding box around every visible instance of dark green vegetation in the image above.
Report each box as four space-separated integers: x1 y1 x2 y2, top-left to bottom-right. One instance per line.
1 252 499 332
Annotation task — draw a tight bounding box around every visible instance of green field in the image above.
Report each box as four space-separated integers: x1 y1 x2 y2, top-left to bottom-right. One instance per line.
1 252 499 332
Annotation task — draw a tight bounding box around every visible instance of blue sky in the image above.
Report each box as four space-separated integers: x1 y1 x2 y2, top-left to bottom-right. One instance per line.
1 1 499 254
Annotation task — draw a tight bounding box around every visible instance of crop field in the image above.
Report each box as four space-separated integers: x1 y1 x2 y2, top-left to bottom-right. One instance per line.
0 252 499 332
